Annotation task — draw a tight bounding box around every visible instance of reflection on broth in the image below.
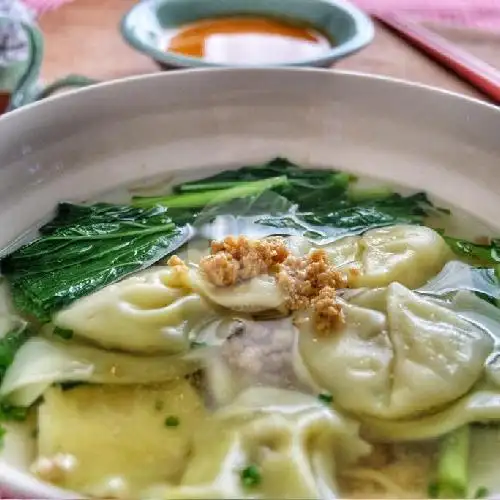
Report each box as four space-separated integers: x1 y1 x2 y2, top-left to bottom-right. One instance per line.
164 16 333 64
1 157 500 499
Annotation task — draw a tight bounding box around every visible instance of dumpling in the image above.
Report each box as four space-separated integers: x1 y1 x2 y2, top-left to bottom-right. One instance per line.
193 273 287 314
322 224 450 288
54 266 216 354
147 387 370 499
360 353 500 441
33 380 206 498
0 337 206 406
360 383 500 442
295 283 493 419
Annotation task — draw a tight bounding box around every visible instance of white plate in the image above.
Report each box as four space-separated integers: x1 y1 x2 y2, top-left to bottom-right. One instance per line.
0 67 499 498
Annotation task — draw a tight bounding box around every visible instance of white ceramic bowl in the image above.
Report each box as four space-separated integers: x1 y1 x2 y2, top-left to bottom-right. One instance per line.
0 68 500 498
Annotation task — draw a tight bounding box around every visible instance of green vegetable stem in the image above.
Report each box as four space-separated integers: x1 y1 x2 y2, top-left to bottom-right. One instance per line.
430 425 470 499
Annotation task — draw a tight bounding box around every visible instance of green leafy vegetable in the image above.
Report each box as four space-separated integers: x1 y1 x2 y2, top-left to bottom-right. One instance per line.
1 203 188 321
138 157 353 215
132 176 289 209
0 323 30 383
432 425 470 498
428 481 439 499
137 158 436 243
0 402 28 422
259 192 435 242
306 192 432 228
444 236 500 266
0 425 5 449
240 464 262 487
173 157 352 196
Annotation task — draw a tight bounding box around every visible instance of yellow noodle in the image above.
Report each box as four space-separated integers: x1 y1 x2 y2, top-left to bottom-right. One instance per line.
341 468 409 498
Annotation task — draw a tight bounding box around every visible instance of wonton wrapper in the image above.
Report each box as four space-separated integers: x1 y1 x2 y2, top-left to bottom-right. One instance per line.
147 387 370 499
360 382 500 442
193 273 287 313
54 267 215 354
0 337 205 406
323 224 450 289
34 380 206 498
295 283 494 419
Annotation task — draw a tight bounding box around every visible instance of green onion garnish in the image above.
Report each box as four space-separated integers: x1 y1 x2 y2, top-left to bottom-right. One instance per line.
0 425 6 449
164 415 180 427
318 392 333 404
240 464 261 487
473 487 489 499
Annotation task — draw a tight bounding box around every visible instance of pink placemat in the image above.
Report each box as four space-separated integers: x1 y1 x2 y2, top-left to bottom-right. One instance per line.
22 0 500 29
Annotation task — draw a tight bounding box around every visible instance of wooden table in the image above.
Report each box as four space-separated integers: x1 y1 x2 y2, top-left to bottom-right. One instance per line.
38 0 485 101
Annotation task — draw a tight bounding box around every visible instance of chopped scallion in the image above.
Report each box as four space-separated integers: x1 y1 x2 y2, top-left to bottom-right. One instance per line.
164 415 180 427
318 392 333 404
473 486 489 499
427 481 439 499
433 425 470 498
240 464 261 487
0 425 6 449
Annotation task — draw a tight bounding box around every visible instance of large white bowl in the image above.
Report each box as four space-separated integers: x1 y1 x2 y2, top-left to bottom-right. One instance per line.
0 68 500 498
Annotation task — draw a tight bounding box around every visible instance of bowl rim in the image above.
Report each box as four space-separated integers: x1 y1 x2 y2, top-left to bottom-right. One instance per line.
1 68 497 126
119 0 375 68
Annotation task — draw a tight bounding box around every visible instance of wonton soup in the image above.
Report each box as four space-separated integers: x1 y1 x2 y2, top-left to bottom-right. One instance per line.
0 157 499 499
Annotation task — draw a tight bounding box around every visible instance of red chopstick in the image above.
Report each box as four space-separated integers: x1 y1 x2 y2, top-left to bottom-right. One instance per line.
374 13 500 104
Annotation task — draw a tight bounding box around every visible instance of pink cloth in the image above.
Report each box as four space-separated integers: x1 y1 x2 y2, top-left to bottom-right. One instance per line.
22 0 500 29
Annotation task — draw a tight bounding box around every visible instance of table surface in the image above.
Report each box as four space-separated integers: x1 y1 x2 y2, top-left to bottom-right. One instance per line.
38 0 487 101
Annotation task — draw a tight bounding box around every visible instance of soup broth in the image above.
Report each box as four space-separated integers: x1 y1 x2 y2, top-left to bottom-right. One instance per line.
164 16 333 64
0 157 499 499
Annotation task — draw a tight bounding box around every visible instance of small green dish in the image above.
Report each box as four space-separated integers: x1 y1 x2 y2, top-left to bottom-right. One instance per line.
120 0 374 69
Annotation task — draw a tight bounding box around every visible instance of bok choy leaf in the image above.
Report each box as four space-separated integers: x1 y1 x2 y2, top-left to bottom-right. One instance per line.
0 321 30 384
134 158 437 242
1 203 188 321
444 236 500 266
